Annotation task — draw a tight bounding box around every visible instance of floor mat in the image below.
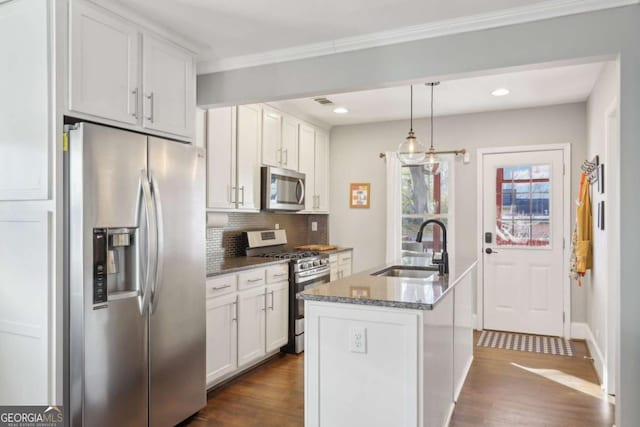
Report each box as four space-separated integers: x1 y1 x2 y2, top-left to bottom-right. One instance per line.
476 330 575 356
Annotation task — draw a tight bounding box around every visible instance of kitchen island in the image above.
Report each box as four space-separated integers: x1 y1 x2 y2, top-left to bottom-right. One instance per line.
298 257 477 427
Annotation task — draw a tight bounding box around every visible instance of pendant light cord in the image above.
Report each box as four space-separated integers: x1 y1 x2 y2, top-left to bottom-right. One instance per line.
430 83 434 150
410 85 414 131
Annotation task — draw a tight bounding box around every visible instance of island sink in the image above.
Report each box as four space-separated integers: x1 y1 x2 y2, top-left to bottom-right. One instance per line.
372 265 439 279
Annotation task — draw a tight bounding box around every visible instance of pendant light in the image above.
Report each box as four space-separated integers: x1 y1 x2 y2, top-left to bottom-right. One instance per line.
424 82 440 175
397 85 426 164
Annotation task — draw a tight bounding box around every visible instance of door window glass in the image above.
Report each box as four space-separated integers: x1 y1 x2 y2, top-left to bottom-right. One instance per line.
496 164 551 247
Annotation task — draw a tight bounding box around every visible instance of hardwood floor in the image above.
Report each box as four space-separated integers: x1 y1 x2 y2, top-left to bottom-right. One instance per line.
183 333 613 426
181 354 304 427
450 332 614 427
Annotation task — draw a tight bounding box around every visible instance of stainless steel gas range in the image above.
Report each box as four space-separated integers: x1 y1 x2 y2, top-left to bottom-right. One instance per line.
245 230 330 353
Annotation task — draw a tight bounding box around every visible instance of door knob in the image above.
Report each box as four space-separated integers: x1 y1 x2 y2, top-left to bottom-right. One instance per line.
485 248 498 254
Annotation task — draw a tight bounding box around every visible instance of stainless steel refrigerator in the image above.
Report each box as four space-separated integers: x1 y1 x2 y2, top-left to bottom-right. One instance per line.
65 123 206 426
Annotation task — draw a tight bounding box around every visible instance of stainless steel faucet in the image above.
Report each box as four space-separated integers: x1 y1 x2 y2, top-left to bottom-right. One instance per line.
415 219 449 275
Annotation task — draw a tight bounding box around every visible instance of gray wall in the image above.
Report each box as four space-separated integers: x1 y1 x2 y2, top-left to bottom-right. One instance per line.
586 61 619 358
197 6 640 425
329 103 587 321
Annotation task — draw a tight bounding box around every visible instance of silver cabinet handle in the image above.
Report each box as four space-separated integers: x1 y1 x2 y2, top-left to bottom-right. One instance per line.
211 284 231 291
231 300 237 322
145 92 154 123
130 88 139 118
277 148 282 165
239 186 245 205
247 277 263 283
283 149 288 166
272 273 287 278
269 291 275 311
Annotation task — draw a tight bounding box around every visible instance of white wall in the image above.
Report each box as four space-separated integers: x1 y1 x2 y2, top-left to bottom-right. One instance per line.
329 102 587 321
585 61 619 384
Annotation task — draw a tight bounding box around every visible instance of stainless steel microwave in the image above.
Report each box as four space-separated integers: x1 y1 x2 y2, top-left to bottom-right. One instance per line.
261 166 305 211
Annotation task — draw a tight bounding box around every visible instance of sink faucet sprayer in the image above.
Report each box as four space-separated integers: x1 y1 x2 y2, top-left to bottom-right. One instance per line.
415 219 449 276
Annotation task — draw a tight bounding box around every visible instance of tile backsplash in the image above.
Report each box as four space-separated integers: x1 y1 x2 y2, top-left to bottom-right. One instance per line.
206 212 328 273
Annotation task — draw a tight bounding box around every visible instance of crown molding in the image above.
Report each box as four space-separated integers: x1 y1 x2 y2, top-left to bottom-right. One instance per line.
197 0 638 74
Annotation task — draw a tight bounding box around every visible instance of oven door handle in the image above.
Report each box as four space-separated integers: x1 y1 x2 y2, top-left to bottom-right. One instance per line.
296 268 331 285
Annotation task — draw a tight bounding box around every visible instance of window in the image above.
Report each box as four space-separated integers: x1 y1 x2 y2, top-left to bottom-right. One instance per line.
496 164 551 247
401 161 450 256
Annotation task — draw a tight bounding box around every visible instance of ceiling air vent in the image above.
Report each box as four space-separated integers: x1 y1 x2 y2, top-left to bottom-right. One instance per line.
313 97 334 105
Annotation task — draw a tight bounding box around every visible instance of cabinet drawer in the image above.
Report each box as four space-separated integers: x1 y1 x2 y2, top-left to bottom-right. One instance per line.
238 268 266 290
206 274 237 299
338 252 352 265
266 263 289 284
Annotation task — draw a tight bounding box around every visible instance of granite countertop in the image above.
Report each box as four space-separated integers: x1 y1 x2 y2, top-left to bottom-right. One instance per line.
298 256 478 310
207 257 289 277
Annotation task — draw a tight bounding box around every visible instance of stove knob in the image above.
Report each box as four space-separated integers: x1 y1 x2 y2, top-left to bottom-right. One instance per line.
302 263 310 270
313 260 320 266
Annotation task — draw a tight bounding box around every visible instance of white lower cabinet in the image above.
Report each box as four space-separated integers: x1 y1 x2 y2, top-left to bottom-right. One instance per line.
206 265 289 388
206 293 237 386
237 286 267 367
330 250 353 281
266 281 289 352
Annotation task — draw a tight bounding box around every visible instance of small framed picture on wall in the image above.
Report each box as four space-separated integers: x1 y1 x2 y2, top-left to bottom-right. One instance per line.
350 183 370 208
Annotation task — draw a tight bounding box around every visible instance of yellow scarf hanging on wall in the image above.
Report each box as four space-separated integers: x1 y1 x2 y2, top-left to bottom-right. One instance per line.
573 173 593 277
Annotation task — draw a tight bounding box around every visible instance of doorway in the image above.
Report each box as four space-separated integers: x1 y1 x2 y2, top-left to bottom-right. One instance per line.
477 145 571 337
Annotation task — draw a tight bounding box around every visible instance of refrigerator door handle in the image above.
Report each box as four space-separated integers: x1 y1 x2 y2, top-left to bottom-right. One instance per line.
139 170 158 316
150 173 165 315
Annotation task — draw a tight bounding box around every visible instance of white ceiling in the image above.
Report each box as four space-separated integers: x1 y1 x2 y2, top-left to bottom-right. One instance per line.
104 0 542 56
267 62 606 127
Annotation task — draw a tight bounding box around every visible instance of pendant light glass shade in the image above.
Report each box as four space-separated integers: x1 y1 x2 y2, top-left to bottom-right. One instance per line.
423 82 440 175
398 86 426 164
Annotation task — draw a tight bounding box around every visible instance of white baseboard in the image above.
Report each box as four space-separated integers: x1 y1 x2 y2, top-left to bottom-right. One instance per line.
571 322 604 385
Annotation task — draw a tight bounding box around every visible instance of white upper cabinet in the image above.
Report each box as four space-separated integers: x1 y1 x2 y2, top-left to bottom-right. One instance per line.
69 1 139 125
142 33 195 138
315 130 330 212
207 107 236 210
261 107 283 167
236 104 261 211
298 123 330 213
299 123 316 212
68 1 195 140
281 115 299 171
0 0 50 201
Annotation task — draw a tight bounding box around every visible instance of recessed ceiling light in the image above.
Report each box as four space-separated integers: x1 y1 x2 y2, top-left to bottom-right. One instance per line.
491 88 510 97
333 107 349 114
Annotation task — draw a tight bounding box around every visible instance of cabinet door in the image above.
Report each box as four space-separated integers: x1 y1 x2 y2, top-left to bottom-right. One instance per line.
69 1 139 125
206 294 238 386
237 286 266 367
142 33 195 138
266 282 289 352
298 123 316 211
315 130 330 212
0 209 49 404
236 104 261 211
339 263 352 279
207 107 236 209
0 0 49 201
261 107 282 167
281 115 299 171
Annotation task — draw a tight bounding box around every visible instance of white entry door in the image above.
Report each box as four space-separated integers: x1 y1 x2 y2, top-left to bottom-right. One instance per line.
482 150 565 336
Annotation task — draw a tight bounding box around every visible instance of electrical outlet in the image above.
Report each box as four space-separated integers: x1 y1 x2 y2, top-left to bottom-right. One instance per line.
311 221 318 232
349 326 367 353
275 223 279 230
